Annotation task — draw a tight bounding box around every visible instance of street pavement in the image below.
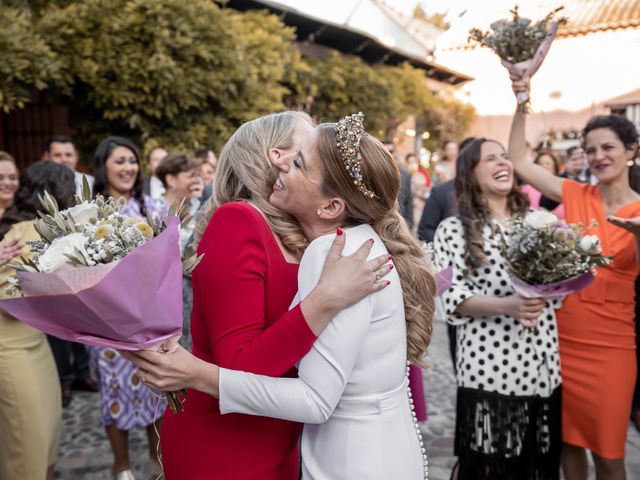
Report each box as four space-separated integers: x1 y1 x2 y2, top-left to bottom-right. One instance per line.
56 322 640 479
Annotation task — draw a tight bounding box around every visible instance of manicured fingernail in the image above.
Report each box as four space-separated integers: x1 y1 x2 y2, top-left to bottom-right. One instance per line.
389 264 394 270
369 238 374 244
388 254 392 260
337 228 343 236
386 280 391 285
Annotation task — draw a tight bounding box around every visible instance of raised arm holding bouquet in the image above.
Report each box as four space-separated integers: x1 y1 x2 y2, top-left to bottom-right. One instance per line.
469 6 566 112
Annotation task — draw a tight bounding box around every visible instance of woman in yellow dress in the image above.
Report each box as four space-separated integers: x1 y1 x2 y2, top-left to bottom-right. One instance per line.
0 161 77 480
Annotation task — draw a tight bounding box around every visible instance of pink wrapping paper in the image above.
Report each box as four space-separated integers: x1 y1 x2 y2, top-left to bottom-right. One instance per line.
509 271 594 299
435 266 453 296
0 217 183 350
501 21 559 105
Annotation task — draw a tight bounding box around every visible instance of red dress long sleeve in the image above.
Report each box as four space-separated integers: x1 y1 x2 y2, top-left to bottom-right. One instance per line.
161 202 317 479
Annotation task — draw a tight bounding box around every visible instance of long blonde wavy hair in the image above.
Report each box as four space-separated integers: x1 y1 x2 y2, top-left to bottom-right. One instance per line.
192 111 311 255
315 123 436 366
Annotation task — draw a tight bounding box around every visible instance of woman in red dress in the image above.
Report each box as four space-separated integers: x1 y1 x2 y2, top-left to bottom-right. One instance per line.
127 112 391 479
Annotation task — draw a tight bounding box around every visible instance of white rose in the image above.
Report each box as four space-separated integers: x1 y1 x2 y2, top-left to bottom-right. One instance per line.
38 233 89 272
578 235 601 255
67 202 99 225
524 210 558 229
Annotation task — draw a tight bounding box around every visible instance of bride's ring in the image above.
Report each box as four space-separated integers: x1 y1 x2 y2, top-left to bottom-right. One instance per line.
375 274 381 281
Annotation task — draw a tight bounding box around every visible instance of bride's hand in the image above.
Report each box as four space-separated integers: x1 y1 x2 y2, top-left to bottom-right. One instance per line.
121 346 220 398
316 229 392 310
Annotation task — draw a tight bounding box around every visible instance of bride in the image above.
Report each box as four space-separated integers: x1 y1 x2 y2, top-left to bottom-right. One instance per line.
128 113 435 479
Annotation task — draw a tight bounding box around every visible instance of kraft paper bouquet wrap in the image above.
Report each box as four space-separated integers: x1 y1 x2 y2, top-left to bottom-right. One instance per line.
0 180 201 412
497 210 610 300
469 6 566 112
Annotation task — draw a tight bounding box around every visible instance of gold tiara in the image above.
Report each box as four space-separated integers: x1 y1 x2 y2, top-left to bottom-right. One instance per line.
335 112 376 199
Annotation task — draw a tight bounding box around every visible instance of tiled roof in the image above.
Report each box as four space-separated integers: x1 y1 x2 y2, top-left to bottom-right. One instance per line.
604 87 640 107
557 0 640 37
437 0 640 51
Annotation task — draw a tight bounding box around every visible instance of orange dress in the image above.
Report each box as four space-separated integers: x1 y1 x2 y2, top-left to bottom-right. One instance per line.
558 180 640 458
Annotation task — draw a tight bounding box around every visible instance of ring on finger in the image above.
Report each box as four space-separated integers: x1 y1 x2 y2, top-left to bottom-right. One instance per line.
375 274 381 281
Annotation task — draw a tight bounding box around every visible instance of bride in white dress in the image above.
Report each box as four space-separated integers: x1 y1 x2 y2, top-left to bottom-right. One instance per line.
130 113 436 479
219 114 435 479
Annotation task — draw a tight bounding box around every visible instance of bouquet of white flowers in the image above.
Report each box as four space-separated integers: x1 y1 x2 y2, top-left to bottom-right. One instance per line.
1 178 201 412
497 210 610 298
469 6 567 112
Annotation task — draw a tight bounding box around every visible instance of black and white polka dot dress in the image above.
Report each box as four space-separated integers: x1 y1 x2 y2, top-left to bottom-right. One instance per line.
434 216 563 479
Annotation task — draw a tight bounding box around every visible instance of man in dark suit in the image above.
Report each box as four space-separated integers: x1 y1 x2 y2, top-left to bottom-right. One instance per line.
417 137 475 373
418 179 455 243
382 141 413 228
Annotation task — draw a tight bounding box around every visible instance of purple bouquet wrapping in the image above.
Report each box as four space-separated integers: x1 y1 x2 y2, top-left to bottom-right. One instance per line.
0 216 183 350
498 210 610 299
0 184 201 412
509 271 594 299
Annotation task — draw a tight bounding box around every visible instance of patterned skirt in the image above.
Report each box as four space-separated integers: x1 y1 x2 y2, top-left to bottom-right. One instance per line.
455 386 562 480
90 347 167 429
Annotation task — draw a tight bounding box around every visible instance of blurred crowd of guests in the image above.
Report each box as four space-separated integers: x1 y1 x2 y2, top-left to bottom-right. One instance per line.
0 136 216 479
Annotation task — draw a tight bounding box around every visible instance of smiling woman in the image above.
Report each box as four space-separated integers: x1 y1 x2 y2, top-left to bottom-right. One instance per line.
509 102 640 478
89 136 168 480
0 151 19 219
434 137 563 479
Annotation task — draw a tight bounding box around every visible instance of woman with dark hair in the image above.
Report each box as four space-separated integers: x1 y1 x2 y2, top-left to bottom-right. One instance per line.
509 86 640 478
155 152 202 252
90 136 166 480
434 138 563 479
0 162 75 480
155 152 203 351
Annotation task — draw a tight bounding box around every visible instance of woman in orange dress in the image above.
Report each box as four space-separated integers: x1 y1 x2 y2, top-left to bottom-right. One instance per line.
509 102 640 480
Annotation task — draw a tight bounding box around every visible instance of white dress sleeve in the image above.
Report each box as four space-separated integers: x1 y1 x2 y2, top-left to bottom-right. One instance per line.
218 234 373 424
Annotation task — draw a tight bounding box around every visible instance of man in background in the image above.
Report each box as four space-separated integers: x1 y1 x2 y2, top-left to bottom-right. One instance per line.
43 135 94 195
42 136 98 406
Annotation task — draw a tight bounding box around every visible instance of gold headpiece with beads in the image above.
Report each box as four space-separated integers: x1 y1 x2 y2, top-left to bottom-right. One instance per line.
335 112 376 199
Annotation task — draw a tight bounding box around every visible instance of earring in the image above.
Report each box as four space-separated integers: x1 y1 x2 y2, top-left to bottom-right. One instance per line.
316 208 321 216
628 159 636 167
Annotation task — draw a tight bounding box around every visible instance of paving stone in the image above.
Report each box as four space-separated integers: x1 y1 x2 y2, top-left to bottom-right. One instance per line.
54 320 640 479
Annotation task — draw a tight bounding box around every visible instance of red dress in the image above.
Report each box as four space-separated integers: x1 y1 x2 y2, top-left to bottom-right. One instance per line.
161 202 317 479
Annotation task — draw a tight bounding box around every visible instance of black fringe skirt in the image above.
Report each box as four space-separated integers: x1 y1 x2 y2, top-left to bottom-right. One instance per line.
454 386 562 480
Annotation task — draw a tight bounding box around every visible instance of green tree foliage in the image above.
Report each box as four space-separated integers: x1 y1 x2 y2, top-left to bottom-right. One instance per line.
3 1 473 153
0 4 64 112
417 96 476 150
412 5 450 30
293 52 435 137
36 0 299 152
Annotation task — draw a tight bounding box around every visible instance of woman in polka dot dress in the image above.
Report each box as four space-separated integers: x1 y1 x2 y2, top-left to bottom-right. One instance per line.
434 138 562 479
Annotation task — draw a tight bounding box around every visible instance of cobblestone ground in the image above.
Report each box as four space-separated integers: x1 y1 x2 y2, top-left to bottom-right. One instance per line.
56 322 640 479
422 322 640 480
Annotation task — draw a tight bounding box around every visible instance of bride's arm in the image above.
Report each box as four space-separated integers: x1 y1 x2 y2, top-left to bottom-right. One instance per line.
217 234 375 424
